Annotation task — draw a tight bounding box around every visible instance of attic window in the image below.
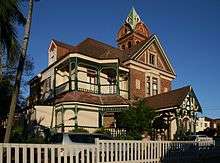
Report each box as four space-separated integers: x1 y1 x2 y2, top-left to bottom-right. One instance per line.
149 53 156 65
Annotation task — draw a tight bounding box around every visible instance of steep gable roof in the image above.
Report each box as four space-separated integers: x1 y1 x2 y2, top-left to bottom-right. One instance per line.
130 35 176 76
73 38 129 63
52 39 75 50
143 86 201 111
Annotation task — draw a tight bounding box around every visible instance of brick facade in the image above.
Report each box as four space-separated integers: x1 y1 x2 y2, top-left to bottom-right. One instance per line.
104 113 115 128
160 78 171 93
129 68 146 100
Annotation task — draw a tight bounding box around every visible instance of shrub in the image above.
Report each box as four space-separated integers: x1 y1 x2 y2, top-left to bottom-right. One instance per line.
94 127 111 136
70 128 89 133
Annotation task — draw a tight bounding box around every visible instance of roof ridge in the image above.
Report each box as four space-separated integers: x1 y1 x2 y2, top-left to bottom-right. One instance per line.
78 37 123 52
143 85 191 101
52 39 75 49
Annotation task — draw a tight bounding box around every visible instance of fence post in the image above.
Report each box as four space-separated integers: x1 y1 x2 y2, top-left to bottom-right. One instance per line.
0 144 2 163
95 138 100 163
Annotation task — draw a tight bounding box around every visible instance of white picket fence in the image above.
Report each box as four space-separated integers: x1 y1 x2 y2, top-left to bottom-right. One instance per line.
0 139 215 163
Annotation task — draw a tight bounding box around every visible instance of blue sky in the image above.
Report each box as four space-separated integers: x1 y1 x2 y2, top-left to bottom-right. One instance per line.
20 0 220 118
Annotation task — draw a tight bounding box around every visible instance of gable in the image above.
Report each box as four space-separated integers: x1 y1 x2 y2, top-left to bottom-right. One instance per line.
132 35 176 76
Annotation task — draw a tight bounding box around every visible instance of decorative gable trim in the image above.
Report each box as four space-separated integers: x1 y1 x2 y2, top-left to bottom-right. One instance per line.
131 35 176 76
48 40 57 52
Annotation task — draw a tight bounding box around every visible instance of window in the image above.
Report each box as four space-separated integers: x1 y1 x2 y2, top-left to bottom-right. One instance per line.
146 76 150 95
122 45 125 50
146 76 159 96
136 41 140 44
152 78 158 95
205 123 208 128
164 87 168 93
149 53 156 65
127 41 132 48
124 28 127 34
136 79 140 90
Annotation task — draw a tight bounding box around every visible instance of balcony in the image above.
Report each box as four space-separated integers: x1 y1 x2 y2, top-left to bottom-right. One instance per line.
54 57 129 98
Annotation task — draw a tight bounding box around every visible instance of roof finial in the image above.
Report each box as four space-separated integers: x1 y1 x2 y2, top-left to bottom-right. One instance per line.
126 7 141 30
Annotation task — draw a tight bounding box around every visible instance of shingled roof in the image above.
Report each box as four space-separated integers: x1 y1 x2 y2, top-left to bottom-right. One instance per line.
73 38 130 63
52 39 75 50
55 91 129 106
143 86 192 110
52 37 159 64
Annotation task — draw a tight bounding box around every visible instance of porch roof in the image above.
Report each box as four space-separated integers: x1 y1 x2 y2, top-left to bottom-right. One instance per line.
143 86 201 111
54 91 129 106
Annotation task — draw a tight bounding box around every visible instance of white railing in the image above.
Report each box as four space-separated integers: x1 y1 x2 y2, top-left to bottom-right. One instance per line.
0 139 215 163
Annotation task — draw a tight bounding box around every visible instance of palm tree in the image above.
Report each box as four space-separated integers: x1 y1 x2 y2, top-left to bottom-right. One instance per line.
4 0 34 143
0 0 26 79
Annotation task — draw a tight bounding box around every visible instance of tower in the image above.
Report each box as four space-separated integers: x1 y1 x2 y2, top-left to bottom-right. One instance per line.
117 7 150 50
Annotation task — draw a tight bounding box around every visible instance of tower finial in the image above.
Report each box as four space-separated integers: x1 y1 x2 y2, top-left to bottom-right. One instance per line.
126 7 141 30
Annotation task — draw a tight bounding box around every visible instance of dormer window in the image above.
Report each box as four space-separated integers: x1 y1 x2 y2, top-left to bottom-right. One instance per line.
149 53 156 65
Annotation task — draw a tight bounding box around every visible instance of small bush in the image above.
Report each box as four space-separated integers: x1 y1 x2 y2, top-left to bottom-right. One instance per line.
70 128 89 133
94 127 111 136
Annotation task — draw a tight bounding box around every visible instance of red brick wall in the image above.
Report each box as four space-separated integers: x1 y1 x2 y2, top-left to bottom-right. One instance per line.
160 78 171 93
104 113 115 128
129 68 145 100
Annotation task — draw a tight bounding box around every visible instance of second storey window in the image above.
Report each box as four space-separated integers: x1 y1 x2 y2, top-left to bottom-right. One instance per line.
146 76 159 96
152 78 158 95
146 76 150 95
149 53 156 65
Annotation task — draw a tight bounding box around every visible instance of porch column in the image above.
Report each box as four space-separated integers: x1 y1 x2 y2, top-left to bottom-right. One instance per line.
97 67 101 94
74 105 78 128
74 58 78 91
69 59 72 91
100 112 105 127
53 67 57 95
167 115 171 140
116 63 120 95
55 111 57 132
61 105 64 133
193 112 197 134
175 109 180 139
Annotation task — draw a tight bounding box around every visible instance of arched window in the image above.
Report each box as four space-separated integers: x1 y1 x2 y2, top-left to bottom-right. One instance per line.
127 41 131 48
122 45 125 50
124 28 127 34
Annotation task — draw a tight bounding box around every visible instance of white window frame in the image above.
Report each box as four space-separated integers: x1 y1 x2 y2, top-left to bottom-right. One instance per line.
145 73 160 96
148 50 157 66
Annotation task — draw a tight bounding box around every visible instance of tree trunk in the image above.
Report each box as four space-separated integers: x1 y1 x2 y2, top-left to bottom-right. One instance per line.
4 0 34 143
0 46 3 81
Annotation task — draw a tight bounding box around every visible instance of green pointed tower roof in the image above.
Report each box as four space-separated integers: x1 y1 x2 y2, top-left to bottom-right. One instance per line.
126 7 141 30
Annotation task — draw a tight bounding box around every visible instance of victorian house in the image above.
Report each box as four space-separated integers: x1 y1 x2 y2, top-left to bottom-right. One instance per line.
29 7 202 140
